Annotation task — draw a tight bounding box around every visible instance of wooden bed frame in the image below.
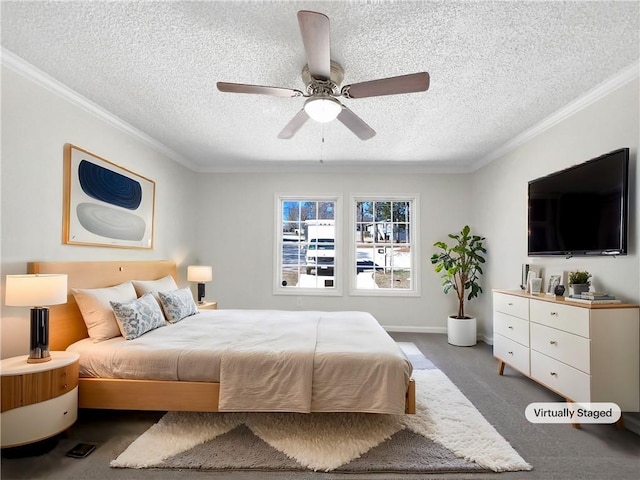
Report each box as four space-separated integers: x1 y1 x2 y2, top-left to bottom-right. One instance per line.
29 260 416 414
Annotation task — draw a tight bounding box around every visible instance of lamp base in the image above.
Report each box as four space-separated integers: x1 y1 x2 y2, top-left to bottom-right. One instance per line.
27 356 51 364
27 307 51 364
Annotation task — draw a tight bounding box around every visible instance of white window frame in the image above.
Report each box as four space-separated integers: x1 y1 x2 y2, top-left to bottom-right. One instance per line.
273 194 343 296
348 194 420 297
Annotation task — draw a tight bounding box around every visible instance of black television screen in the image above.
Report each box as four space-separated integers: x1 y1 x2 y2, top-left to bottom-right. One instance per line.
528 148 629 256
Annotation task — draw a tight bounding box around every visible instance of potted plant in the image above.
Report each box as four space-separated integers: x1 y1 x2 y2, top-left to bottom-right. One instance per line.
431 225 486 346
568 271 591 296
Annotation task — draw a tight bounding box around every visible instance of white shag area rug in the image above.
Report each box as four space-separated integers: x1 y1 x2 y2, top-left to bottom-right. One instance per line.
112 345 531 473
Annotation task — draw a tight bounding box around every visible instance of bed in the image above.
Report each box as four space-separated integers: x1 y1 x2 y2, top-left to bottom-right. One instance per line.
29 260 416 414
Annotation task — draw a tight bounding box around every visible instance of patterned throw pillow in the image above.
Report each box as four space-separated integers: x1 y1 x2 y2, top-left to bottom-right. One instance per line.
110 293 166 340
158 288 199 323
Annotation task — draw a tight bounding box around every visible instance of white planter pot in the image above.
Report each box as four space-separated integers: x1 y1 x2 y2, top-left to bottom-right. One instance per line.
569 284 589 296
447 315 477 346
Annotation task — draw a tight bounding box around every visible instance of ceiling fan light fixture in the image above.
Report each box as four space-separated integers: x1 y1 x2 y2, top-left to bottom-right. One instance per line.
303 96 342 123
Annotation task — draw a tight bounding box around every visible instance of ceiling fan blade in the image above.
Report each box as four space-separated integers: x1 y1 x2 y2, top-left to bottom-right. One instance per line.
277 109 310 139
336 106 376 141
217 82 303 97
297 10 331 81
341 72 430 99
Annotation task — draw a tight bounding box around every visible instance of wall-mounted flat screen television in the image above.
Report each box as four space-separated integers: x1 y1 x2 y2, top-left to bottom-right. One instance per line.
528 148 629 256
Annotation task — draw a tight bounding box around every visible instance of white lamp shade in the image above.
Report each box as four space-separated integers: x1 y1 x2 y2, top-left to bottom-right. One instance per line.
5 274 68 306
187 265 212 283
304 96 342 123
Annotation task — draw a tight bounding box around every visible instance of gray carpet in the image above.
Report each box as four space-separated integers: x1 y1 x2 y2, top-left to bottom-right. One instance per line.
2 333 640 480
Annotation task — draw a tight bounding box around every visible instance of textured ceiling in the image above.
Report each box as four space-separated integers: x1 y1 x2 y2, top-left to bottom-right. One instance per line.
1 1 638 172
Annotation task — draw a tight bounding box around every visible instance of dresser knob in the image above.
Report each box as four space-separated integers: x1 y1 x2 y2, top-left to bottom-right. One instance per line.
549 340 557 345
63 384 67 388
63 410 68 415
508 325 514 329
550 372 557 377
507 302 513 306
550 312 558 316
508 351 513 355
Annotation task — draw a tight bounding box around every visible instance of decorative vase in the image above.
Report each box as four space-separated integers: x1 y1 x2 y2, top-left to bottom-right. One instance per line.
554 285 566 296
447 315 477 347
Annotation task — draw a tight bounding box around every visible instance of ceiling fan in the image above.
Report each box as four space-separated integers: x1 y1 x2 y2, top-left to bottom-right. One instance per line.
216 10 430 141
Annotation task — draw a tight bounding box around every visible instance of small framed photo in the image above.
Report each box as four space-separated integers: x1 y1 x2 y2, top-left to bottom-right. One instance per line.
547 274 561 295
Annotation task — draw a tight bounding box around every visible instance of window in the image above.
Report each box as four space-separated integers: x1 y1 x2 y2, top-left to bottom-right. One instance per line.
351 196 419 295
275 196 341 295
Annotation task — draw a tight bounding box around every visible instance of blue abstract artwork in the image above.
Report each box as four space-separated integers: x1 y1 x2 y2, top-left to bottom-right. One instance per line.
64 145 155 248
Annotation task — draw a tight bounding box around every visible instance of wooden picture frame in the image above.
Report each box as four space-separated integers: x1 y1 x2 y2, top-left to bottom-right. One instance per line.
63 144 155 249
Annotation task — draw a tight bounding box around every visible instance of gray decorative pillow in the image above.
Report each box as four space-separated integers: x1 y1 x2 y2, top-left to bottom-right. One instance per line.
158 288 199 323
110 293 166 340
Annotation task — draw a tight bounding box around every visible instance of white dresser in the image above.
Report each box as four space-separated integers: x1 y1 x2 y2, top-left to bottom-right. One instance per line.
493 290 639 412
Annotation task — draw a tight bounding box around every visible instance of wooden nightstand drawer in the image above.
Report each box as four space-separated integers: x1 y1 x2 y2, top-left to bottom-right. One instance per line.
53 362 79 395
494 293 529 320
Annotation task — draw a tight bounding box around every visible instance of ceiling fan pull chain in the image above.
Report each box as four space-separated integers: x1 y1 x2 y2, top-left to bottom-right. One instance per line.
320 125 325 164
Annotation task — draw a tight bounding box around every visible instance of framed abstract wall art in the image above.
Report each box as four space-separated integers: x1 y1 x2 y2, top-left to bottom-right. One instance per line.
63 144 155 249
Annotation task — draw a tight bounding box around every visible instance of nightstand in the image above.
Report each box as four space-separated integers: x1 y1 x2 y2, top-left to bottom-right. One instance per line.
1 351 79 448
198 301 218 310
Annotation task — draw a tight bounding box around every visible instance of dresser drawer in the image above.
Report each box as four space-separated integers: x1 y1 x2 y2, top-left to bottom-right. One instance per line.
530 323 590 373
494 311 529 346
531 350 590 402
494 334 530 375
494 293 529 320
530 300 590 337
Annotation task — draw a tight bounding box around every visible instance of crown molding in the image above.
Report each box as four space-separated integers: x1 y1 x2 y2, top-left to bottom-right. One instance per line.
1 47 199 171
471 60 640 172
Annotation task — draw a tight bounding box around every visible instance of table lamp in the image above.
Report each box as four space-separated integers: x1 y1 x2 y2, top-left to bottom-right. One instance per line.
187 265 212 304
5 274 68 363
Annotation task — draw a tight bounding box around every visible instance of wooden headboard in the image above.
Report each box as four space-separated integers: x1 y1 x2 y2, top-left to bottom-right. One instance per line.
28 261 177 351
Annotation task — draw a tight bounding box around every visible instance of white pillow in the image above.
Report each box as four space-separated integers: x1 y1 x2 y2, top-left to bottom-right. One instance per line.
158 288 199 323
110 293 166 340
131 275 178 301
72 281 137 342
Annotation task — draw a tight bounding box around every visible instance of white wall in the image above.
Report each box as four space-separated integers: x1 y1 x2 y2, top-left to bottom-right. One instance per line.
194 172 472 331
472 78 640 340
0 65 199 358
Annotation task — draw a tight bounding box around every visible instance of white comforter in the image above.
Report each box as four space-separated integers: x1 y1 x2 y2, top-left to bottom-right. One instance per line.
67 309 412 414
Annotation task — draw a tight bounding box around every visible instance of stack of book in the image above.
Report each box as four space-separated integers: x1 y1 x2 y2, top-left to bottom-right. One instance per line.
567 292 622 304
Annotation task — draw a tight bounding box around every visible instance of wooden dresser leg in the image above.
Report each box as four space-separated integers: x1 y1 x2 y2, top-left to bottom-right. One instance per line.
616 417 625 430
497 360 505 375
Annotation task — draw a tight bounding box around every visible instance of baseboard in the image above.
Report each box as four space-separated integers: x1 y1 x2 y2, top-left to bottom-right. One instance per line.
384 326 447 334
384 327 494 346
480 334 494 345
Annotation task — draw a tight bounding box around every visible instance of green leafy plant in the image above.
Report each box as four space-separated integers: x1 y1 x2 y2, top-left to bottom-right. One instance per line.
569 271 591 286
431 225 487 319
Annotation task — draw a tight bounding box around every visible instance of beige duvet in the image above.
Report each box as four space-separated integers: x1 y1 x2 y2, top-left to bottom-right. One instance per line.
67 310 412 414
